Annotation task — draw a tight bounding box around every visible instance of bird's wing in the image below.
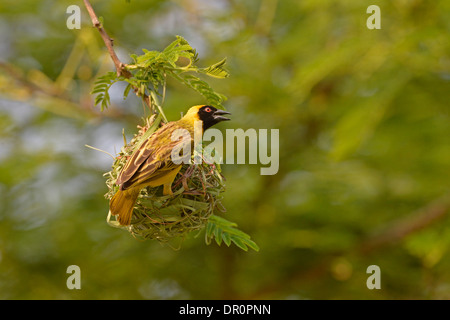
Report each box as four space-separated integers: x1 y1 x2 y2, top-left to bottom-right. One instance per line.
116 123 191 189
115 139 155 187
122 154 180 190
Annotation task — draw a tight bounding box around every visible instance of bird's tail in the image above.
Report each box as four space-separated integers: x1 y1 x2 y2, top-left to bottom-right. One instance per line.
109 188 140 226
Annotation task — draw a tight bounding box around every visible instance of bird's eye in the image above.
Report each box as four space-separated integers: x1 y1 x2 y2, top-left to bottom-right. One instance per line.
204 107 212 112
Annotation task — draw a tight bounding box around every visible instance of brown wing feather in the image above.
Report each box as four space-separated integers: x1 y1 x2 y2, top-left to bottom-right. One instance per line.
116 139 156 186
116 123 176 186
116 122 192 190
122 158 179 190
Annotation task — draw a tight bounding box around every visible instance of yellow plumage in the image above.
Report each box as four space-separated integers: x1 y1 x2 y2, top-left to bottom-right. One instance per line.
109 105 230 225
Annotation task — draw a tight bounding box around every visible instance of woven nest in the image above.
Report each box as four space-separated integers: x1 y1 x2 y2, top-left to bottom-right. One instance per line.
104 115 226 244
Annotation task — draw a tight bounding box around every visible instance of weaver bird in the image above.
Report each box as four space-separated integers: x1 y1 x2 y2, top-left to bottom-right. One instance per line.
109 105 231 225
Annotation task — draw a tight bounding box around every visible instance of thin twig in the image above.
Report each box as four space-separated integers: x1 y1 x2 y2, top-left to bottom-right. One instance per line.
83 0 128 77
85 144 115 160
83 0 153 111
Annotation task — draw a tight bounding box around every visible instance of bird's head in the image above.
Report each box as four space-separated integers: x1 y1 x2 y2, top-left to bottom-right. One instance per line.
185 105 231 130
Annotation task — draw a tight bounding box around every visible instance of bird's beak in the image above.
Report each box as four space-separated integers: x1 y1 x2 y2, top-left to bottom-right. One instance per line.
213 109 231 122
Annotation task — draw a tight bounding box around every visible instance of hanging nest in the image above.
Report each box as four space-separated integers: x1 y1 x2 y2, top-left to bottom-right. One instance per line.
104 115 227 244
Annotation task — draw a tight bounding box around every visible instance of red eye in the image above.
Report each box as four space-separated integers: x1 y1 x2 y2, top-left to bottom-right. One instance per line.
205 107 212 112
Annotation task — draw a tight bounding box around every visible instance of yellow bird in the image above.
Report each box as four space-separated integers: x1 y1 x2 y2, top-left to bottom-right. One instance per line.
109 105 231 225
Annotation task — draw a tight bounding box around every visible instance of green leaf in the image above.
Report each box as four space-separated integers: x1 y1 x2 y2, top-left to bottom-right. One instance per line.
123 83 132 99
91 71 119 110
230 236 248 251
205 214 259 252
199 58 230 79
208 214 238 227
91 36 228 113
240 237 260 252
170 73 226 108
205 221 215 238
214 227 223 245
222 232 232 246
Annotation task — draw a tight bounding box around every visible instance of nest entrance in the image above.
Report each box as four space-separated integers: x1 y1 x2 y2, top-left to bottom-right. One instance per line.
104 116 226 243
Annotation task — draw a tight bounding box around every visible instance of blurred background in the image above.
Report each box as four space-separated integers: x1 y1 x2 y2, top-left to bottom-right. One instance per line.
0 0 449 299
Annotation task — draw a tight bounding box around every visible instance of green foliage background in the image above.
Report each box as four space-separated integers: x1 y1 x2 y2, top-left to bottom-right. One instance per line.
0 0 449 299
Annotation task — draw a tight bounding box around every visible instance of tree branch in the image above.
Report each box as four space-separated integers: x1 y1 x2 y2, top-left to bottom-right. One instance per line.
83 0 152 110
357 194 450 254
245 193 450 299
83 0 128 78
